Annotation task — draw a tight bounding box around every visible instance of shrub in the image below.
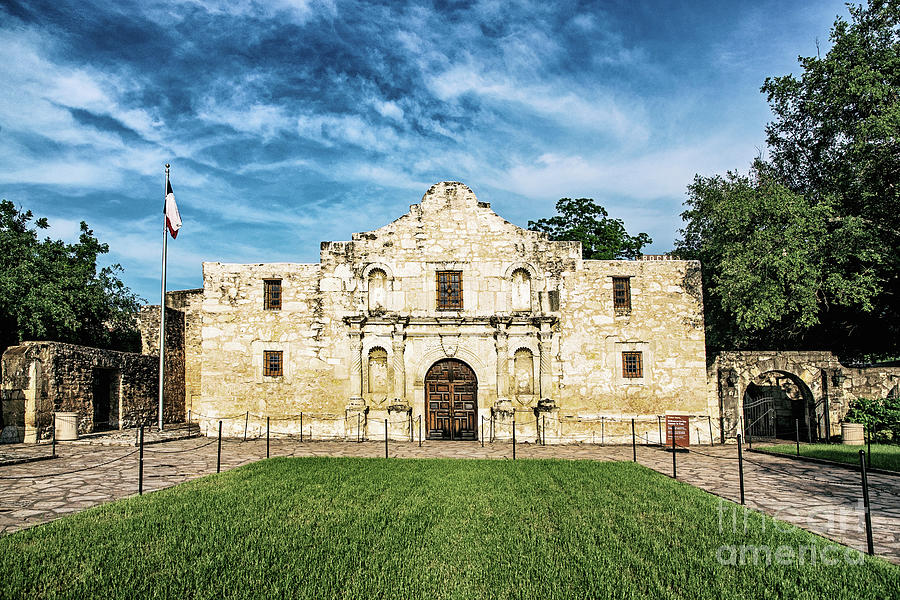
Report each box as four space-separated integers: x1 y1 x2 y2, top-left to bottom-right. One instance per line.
844 397 900 443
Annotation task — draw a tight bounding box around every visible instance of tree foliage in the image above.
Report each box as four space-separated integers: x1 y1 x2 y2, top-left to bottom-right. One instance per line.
676 1 900 359
528 197 651 260
0 200 143 355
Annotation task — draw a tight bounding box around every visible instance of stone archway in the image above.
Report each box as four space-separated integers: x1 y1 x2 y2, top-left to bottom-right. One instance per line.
743 370 817 442
425 359 477 441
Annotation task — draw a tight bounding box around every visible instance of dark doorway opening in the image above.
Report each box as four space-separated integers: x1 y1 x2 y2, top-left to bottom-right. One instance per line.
743 371 816 442
426 359 477 440
92 368 120 431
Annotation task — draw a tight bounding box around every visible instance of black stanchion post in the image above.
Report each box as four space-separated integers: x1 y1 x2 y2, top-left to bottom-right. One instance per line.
708 415 714 446
866 428 872 469
384 419 388 459
217 420 222 473
357 413 361 443
418 415 422 447
601 416 605 446
737 433 745 505
657 415 662 446
542 414 546 446
631 418 636 462
481 416 484 448
243 411 249 442
795 419 800 456
512 412 516 461
671 425 676 479
51 413 56 458
138 425 144 496
858 450 874 556
300 412 303 442
266 416 270 459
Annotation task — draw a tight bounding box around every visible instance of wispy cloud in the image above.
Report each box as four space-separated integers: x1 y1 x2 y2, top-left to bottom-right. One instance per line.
0 0 852 300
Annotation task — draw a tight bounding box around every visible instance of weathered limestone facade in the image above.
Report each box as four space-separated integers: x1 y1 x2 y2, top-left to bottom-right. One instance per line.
191 182 711 443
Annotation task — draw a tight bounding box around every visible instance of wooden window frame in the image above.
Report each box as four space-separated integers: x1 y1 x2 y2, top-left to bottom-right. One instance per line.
436 271 463 310
622 351 643 379
612 277 631 311
264 279 282 311
263 350 283 377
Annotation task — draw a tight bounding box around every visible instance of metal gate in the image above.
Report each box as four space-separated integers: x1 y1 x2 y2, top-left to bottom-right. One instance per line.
743 396 777 439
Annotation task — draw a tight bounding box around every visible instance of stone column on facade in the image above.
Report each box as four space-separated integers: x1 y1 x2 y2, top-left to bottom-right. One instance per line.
348 330 363 401
392 325 406 404
538 325 553 399
494 324 509 400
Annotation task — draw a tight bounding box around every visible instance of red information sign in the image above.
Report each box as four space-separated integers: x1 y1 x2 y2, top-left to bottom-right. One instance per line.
665 415 690 450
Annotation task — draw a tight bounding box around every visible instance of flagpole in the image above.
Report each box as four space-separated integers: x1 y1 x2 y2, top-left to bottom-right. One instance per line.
158 164 169 432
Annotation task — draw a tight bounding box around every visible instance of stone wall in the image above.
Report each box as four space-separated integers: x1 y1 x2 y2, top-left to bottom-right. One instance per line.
709 350 900 442
193 182 712 443
556 258 710 444
0 341 165 442
138 288 202 420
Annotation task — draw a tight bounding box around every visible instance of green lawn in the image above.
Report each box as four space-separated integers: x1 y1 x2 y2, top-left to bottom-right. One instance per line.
1 458 896 599
757 443 900 472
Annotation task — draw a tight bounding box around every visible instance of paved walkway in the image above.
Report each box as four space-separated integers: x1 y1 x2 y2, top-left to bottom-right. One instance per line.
0 438 897 564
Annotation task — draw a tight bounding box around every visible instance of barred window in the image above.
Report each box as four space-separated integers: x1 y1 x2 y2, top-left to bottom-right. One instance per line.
612 277 631 310
622 351 643 378
436 271 463 310
264 279 282 310
264 350 283 377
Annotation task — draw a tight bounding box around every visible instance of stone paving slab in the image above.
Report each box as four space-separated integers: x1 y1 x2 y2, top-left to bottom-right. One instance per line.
0 444 57 467
0 438 897 564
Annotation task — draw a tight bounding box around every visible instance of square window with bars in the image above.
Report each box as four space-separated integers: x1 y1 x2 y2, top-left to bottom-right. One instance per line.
263 350 283 377
612 277 631 310
436 271 463 310
622 351 643 379
264 279 282 310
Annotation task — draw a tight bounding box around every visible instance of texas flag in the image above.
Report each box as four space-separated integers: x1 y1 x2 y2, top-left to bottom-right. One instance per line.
164 178 182 238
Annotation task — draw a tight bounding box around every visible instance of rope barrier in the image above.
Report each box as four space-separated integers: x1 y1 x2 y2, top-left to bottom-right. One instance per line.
142 439 218 454
0 449 139 480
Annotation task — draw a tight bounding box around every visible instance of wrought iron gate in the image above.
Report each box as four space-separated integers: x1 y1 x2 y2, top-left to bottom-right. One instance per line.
743 397 777 439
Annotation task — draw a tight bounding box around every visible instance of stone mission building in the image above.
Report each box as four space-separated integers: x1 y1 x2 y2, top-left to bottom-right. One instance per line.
187 182 712 443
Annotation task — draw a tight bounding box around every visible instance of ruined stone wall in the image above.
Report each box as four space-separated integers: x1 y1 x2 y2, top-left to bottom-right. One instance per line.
0 342 163 442
196 182 713 442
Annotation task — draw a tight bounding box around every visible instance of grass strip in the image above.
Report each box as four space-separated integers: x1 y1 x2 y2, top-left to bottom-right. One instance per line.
1 457 897 599
757 443 900 472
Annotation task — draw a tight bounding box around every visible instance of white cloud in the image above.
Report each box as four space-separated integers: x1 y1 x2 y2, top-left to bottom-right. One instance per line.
374 100 404 122
296 113 403 153
493 133 762 202
197 102 293 138
425 62 649 143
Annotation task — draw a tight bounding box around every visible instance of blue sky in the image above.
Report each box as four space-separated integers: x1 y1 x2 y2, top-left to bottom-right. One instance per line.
1 0 850 302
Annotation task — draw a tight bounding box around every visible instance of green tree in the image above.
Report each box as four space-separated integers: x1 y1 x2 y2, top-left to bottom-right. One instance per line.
528 197 651 259
677 163 879 351
677 1 899 359
0 200 143 355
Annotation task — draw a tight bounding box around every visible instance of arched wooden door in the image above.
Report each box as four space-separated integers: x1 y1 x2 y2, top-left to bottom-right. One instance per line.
426 359 477 440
